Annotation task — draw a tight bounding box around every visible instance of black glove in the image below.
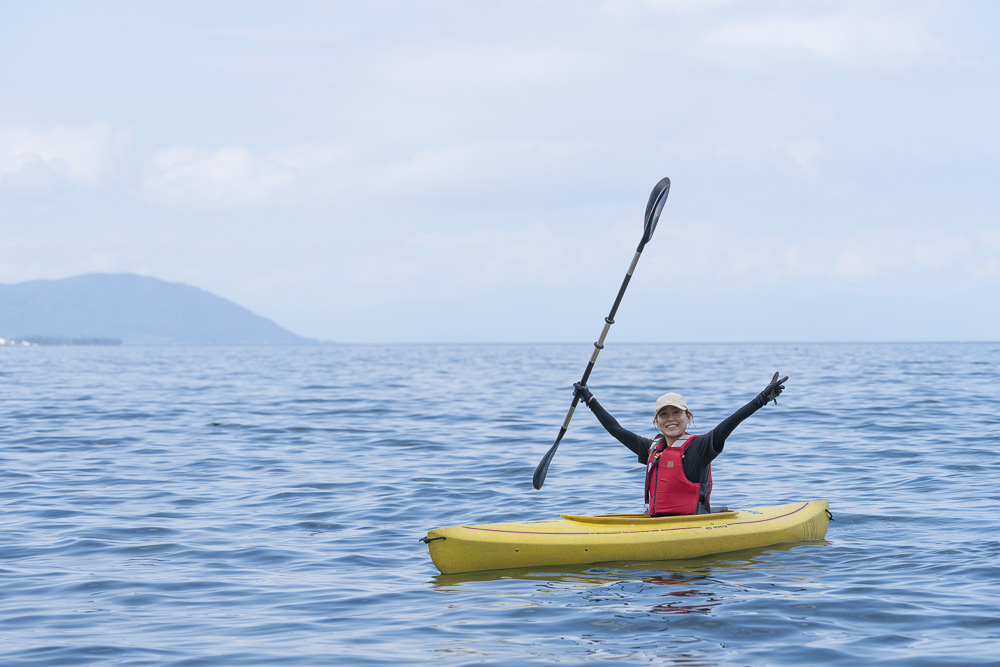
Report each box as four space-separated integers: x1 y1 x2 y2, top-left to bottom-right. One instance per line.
758 372 788 405
573 382 594 405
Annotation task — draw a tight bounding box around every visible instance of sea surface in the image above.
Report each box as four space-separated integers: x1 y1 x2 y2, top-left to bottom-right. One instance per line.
1 343 998 666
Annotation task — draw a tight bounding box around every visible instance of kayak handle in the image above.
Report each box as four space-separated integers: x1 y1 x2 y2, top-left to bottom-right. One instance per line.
420 536 446 543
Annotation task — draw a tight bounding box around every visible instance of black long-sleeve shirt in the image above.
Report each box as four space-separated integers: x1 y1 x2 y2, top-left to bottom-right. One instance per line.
583 392 772 502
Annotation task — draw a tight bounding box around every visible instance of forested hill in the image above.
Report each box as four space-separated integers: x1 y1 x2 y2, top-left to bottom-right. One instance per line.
0 273 312 345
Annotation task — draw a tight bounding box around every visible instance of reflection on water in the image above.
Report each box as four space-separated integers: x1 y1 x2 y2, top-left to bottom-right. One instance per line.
427 541 844 664
430 541 831 625
641 572 719 615
430 540 828 588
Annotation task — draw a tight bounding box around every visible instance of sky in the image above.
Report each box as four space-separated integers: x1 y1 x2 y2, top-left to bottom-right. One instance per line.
1 0 998 343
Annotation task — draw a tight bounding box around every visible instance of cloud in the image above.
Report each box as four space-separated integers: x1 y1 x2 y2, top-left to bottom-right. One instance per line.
970 229 1000 280
0 122 131 190
633 222 1000 290
703 3 952 69
368 140 595 197
142 143 350 208
374 43 587 89
785 138 828 174
828 229 982 283
346 226 591 284
141 139 595 209
324 220 1000 315
979 228 1000 249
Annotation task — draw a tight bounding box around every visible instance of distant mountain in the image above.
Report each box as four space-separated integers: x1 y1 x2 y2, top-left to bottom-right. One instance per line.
0 273 313 345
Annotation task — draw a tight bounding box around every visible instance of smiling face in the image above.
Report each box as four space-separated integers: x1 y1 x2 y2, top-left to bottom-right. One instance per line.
654 405 691 444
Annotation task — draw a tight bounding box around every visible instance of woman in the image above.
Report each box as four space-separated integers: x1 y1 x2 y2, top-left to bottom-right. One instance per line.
572 373 787 516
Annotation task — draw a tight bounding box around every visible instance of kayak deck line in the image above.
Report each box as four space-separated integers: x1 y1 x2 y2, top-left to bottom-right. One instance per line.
457 502 811 537
727 502 810 526
423 500 831 575
463 524 705 537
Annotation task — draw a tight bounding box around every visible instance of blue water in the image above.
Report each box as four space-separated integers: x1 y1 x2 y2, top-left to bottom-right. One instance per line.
1 343 998 666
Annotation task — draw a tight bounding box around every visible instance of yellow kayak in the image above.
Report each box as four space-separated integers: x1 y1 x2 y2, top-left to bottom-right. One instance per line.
422 500 830 574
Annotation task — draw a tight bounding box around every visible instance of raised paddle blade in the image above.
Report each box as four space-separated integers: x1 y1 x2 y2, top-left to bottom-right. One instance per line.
639 177 670 250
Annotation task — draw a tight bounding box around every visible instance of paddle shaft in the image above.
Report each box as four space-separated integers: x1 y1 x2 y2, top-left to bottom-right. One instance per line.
531 249 644 489
531 177 669 490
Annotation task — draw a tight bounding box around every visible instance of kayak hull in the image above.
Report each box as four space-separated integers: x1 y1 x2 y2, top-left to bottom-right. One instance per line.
424 500 830 574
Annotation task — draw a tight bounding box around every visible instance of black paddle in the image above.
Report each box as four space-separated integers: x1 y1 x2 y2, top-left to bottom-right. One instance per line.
532 177 671 490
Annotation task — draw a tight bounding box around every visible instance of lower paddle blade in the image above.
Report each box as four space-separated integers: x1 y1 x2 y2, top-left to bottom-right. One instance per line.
532 456 551 490
533 428 567 489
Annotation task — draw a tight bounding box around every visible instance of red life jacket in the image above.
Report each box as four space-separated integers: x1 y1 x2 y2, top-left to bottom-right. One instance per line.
644 434 709 516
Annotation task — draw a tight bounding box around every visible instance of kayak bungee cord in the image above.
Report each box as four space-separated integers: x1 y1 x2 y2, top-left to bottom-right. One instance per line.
532 177 671 490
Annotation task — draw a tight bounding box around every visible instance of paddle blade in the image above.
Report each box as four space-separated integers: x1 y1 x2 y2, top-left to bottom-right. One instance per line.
532 449 553 490
532 431 565 490
639 177 671 250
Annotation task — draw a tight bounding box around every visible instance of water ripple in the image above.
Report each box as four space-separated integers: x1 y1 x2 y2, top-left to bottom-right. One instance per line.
1 343 998 665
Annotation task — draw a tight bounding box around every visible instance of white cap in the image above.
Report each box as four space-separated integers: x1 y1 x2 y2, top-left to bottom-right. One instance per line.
654 392 688 415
